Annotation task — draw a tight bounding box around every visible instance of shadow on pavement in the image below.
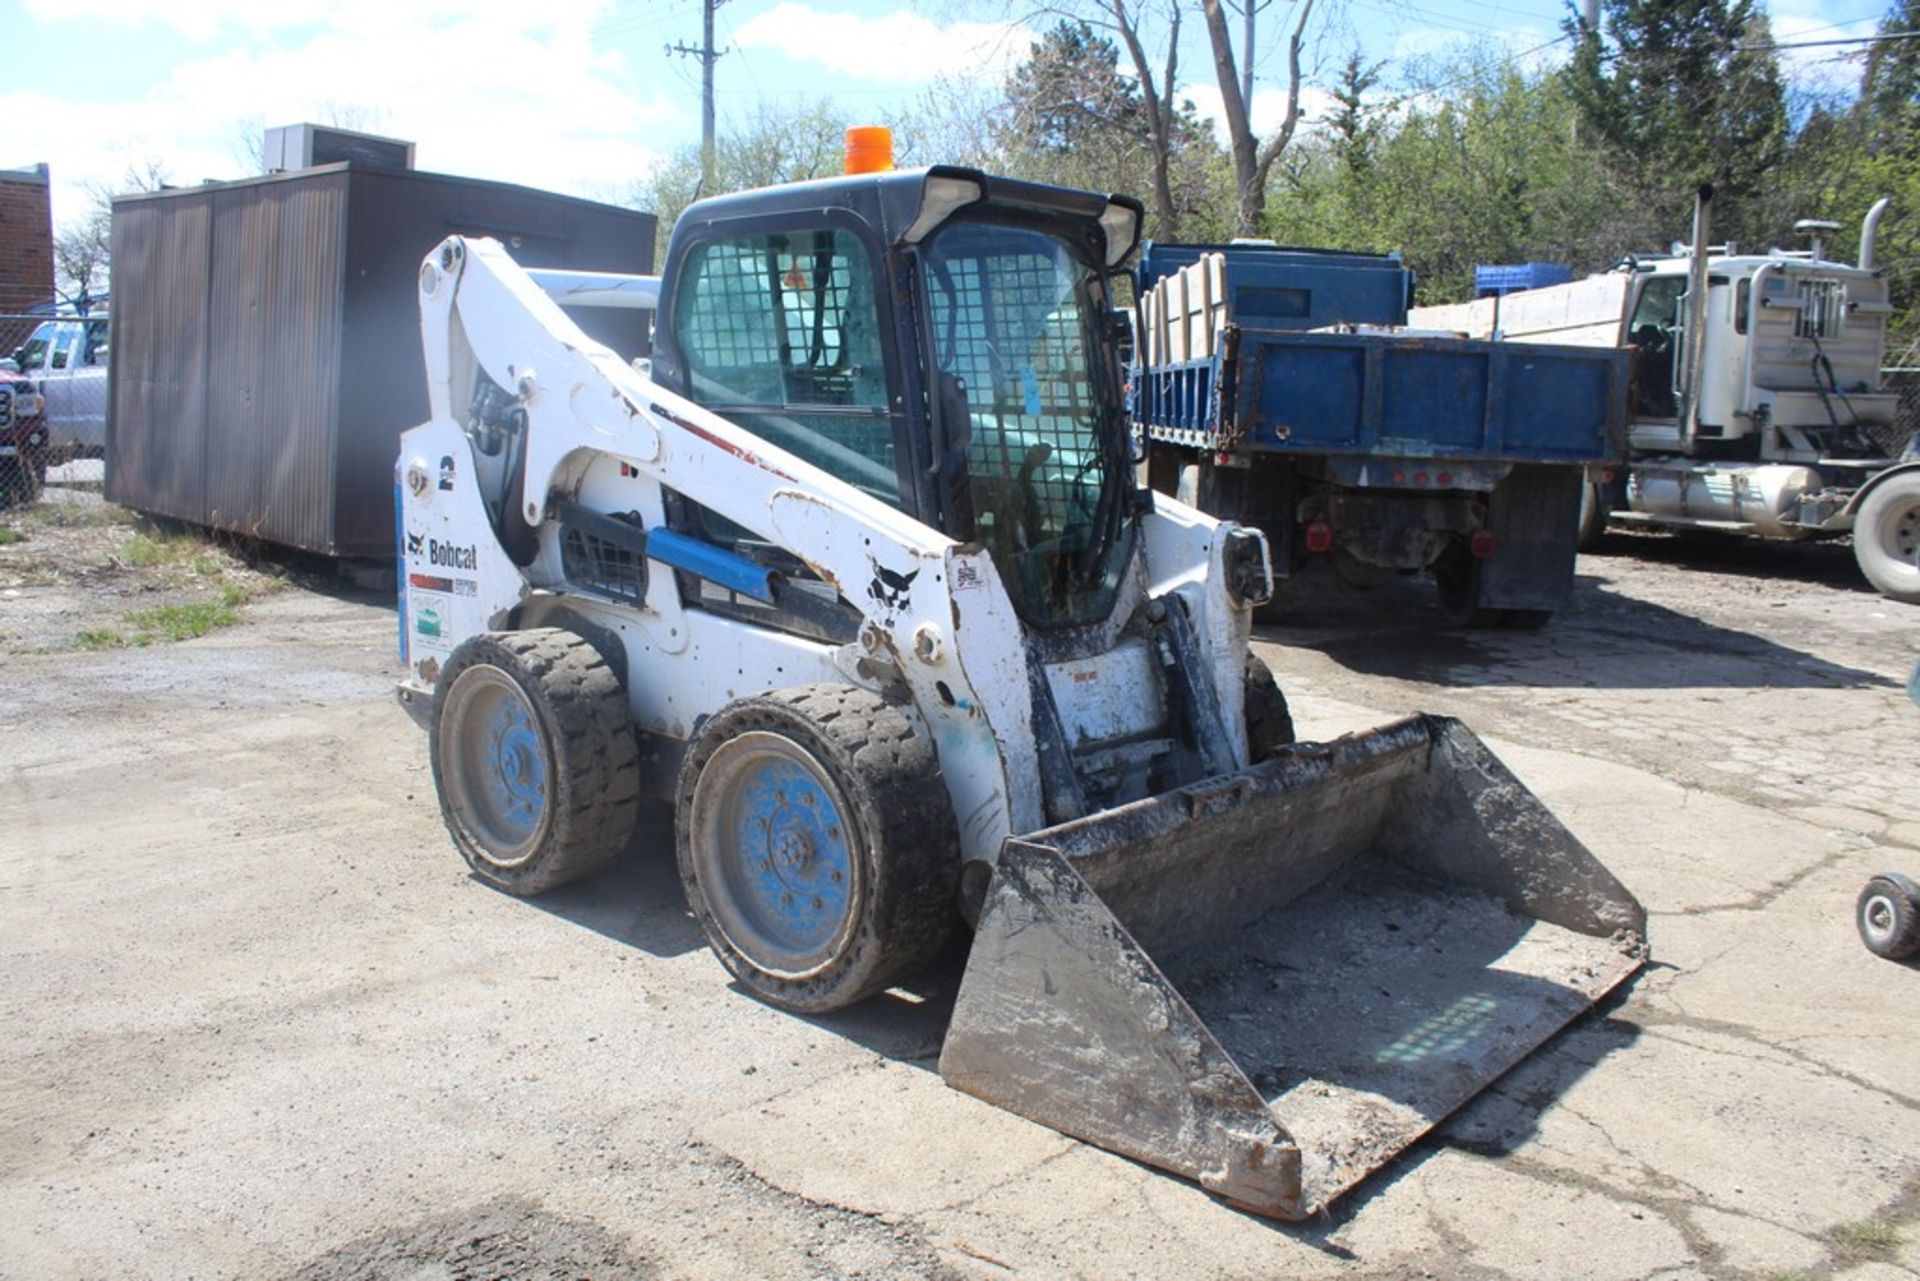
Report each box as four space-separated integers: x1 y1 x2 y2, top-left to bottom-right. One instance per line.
521 804 709 959
1589 525 1876 594
1259 562 1894 692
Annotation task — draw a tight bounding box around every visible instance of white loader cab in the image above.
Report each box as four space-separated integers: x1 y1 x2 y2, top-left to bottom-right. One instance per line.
1414 191 1920 603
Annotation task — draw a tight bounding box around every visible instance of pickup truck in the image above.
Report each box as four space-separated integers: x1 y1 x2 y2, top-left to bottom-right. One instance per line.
12 314 107 462
1133 242 1628 626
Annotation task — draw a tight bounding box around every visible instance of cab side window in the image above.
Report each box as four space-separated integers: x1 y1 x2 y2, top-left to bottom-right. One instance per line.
673 229 899 506
49 326 77 370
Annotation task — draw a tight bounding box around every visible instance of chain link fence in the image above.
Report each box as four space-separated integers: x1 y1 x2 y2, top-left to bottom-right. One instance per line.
0 312 110 513
1881 367 1920 460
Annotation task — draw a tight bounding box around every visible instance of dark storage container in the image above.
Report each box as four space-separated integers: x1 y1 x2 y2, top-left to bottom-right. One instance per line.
106 165 655 557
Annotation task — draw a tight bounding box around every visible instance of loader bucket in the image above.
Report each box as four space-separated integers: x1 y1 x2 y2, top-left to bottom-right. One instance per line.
938 715 1645 1220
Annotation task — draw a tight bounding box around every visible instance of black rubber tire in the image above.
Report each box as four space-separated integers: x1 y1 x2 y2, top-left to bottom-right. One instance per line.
1576 476 1608 552
430 628 640 896
1433 544 1504 628
675 684 959 1014
1503 609 1555 630
1329 545 1393 589
1857 873 1920 960
1243 652 1296 761
1852 472 1920 605
0 458 42 509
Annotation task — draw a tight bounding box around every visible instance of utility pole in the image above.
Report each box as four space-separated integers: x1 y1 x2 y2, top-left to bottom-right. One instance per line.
1241 0 1254 113
667 0 729 190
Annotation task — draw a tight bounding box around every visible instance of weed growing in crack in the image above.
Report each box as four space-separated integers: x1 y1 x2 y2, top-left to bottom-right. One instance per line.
1827 1213 1901 1263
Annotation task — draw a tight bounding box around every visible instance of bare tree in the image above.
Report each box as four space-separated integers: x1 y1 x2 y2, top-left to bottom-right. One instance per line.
1200 0 1317 235
1102 0 1188 235
53 209 111 302
54 160 173 301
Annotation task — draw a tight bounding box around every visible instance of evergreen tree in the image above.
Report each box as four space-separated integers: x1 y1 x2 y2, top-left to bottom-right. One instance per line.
990 20 1233 240
1567 0 1789 237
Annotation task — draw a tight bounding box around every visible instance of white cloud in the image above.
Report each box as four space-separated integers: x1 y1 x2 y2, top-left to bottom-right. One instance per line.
731 4 1034 85
23 0 611 41
1767 1 1878 97
13 1 673 232
1178 81 1343 149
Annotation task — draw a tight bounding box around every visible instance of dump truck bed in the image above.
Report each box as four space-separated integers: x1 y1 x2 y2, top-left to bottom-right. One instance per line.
1136 326 1628 466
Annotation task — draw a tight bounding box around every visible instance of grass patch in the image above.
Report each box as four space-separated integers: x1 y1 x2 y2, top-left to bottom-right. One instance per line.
121 531 184 567
0 527 25 546
22 500 130 531
122 599 242 644
78 587 250 649
1827 1214 1902 1264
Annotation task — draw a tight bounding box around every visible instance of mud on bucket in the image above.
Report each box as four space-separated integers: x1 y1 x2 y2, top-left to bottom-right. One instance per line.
937 714 1646 1219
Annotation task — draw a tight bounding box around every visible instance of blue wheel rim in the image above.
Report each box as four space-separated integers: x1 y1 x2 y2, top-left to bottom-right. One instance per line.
441 666 552 867
690 731 858 977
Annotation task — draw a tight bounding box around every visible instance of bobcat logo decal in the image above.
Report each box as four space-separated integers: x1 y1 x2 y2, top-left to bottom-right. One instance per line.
867 558 919 613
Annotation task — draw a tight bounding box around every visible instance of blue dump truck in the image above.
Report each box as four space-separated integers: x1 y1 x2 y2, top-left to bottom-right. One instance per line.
1133 243 1628 626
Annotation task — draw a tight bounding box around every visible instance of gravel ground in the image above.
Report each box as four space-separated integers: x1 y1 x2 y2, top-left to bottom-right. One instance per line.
1 518 1917 1281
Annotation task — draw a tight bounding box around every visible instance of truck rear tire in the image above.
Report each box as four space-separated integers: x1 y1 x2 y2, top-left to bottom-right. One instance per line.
676 684 959 1014
1853 472 1920 604
1329 546 1393 589
1857 873 1920 960
431 628 640 895
1576 477 1608 552
1433 546 1504 628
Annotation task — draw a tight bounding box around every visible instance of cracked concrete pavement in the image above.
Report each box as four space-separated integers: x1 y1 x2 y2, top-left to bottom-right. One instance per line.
2 528 1917 1279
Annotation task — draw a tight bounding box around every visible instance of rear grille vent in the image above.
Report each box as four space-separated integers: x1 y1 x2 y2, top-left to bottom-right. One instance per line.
1796 278 1844 340
561 513 649 606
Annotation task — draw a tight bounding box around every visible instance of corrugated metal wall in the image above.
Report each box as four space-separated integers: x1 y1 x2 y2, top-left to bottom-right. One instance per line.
107 166 655 557
105 192 213 518
204 174 347 551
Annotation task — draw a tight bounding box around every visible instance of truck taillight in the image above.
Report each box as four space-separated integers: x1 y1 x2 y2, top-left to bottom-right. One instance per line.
1471 529 1498 559
1305 520 1334 554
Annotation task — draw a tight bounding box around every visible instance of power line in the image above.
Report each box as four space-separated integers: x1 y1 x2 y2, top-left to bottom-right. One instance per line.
1737 30 1920 52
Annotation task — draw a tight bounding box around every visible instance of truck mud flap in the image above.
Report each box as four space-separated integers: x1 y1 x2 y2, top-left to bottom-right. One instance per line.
938 715 1646 1220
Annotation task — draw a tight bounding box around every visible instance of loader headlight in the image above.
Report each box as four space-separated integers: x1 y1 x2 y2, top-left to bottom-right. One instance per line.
1224 527 1273 607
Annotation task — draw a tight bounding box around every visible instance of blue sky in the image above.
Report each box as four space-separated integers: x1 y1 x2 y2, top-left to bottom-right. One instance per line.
9 0 1890 232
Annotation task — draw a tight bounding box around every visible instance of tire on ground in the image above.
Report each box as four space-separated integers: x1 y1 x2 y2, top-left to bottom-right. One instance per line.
1433 543 1505 628
0 459 43 509
1576 476 1608 552
1243 652 1296 761
1856 872 1920 961
1852 471 1920 604
430 628 640 896
676 684 959 1014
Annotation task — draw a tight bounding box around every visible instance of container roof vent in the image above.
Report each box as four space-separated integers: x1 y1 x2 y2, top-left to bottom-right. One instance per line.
263 124 416 175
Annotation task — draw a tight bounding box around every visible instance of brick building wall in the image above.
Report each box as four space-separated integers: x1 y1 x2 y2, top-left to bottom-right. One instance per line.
0 164 54 312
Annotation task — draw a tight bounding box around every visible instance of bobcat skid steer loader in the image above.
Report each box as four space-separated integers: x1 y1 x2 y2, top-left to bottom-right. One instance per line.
394 145 1646 1219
